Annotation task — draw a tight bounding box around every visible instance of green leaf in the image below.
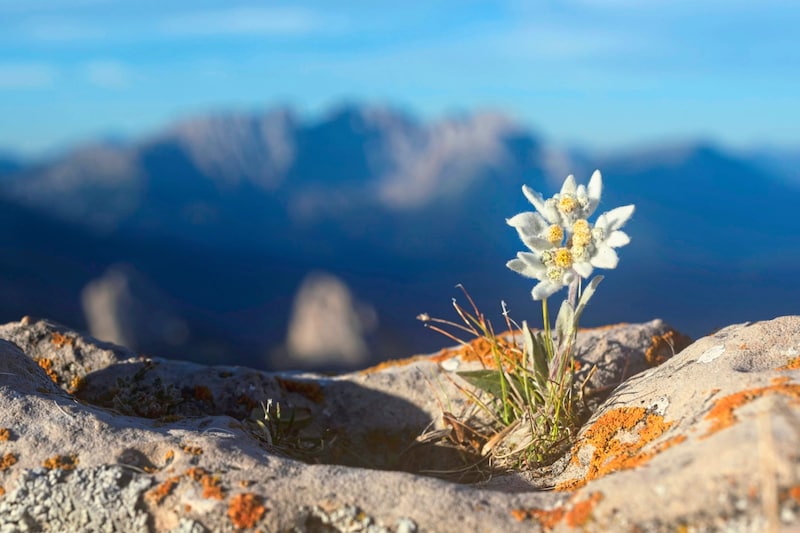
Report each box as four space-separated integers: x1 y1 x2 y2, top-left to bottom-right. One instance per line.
554 300 575 354
522 322 550 389
457 369 508 399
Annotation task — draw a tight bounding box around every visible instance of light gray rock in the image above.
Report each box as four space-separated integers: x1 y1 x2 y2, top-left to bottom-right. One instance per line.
81 263 190 351
278 271 377 369
1 316 798 532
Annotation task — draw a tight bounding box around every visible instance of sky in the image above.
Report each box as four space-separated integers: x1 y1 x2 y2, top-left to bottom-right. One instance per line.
1 0 798 157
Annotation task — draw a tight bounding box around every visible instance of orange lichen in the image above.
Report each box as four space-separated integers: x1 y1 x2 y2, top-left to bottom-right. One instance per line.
147 476 180 505
35 358 60 384
431 333 523 369
185 466 208 481
276 377 325 403
68 375 85 394
228 492 266 529
164 449 175 463
50 332 74 348
645 330 692 366
513 506 565 528
512 492 603 529
194 385 213 402
43 454 78 470
200 474 224 500
557 407 686 491
0 428 10 441
702 378 800 438
360 355 427 374
0 453 17 471
788 486 800 504
0 486 5 497
778 355 800 371
565 492 604 527
182 445 203 456
237 394 258 411
185 467 225 500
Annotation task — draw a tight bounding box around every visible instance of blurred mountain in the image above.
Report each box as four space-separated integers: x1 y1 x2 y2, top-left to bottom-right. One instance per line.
0 104 797 369
0 153 21 177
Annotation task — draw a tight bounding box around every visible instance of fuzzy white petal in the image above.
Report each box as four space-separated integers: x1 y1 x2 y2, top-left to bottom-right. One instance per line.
572 261 594 278
519 234 554 252
522 185 548 213
560 174 577 196
601 205 635 231
507 258 542 279
506 211 549 235
532 280 562 300
605 230 631 248
587 170 602 214
590 246 619 269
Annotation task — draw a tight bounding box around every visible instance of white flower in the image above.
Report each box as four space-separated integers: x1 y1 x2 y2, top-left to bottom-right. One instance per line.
521 170 603 228
506 211 564 251
507 170 635 300
591 205 635 267
506 250 578 300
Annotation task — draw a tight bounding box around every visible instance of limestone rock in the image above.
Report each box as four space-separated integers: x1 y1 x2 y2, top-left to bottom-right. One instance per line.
0 316 798 532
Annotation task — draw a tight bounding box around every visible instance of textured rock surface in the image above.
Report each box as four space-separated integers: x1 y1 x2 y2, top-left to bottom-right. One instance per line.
0 316 798 532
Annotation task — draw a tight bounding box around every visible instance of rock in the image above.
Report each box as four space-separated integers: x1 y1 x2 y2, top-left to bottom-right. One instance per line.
81 263 190 351
277 272 377 369
0 315 798 531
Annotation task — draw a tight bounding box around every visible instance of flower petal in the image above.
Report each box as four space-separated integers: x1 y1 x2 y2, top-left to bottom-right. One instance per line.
590 245 619 269
518 234 554 253
587 170 602 214
572 261 594 278
521 185 549 213
599 205 635 231
560 174 577 196
532 280 562 300
506 211 549 235
605 230 631 248
507 259 540 279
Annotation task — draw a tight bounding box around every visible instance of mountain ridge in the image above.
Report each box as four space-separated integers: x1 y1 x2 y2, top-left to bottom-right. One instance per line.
1 104 797 369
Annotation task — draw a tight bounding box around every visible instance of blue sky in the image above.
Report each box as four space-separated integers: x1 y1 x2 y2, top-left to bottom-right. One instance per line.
1 0 798 156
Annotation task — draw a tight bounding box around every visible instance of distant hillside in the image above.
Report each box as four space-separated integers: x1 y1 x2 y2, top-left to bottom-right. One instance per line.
1 105 798 370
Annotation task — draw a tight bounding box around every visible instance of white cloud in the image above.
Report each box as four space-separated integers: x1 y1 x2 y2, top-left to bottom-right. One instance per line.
83 60 133 89
0 62 55 89
159 6 328 37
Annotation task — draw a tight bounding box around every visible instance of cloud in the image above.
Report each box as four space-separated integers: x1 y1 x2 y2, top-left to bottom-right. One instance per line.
0 62 55 89
83 60 133 89
159 6 328 37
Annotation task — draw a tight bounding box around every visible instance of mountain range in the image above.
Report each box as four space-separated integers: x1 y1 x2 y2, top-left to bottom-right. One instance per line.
1 104 798 370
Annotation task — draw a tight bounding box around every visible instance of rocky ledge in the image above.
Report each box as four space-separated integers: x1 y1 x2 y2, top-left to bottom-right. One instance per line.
0 316 799 532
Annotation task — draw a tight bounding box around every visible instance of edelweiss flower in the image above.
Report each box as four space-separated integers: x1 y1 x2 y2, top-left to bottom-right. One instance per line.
507 250 578 300
507 170 635 300
521 170 603 228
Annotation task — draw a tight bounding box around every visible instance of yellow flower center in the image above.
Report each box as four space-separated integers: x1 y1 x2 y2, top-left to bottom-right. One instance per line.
572 219 592 246
572 219 590 233
571 244 589 261
546 266 564 282
546 224 564 245
554 247 573 268
558 195 578 214
573 232 591 246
